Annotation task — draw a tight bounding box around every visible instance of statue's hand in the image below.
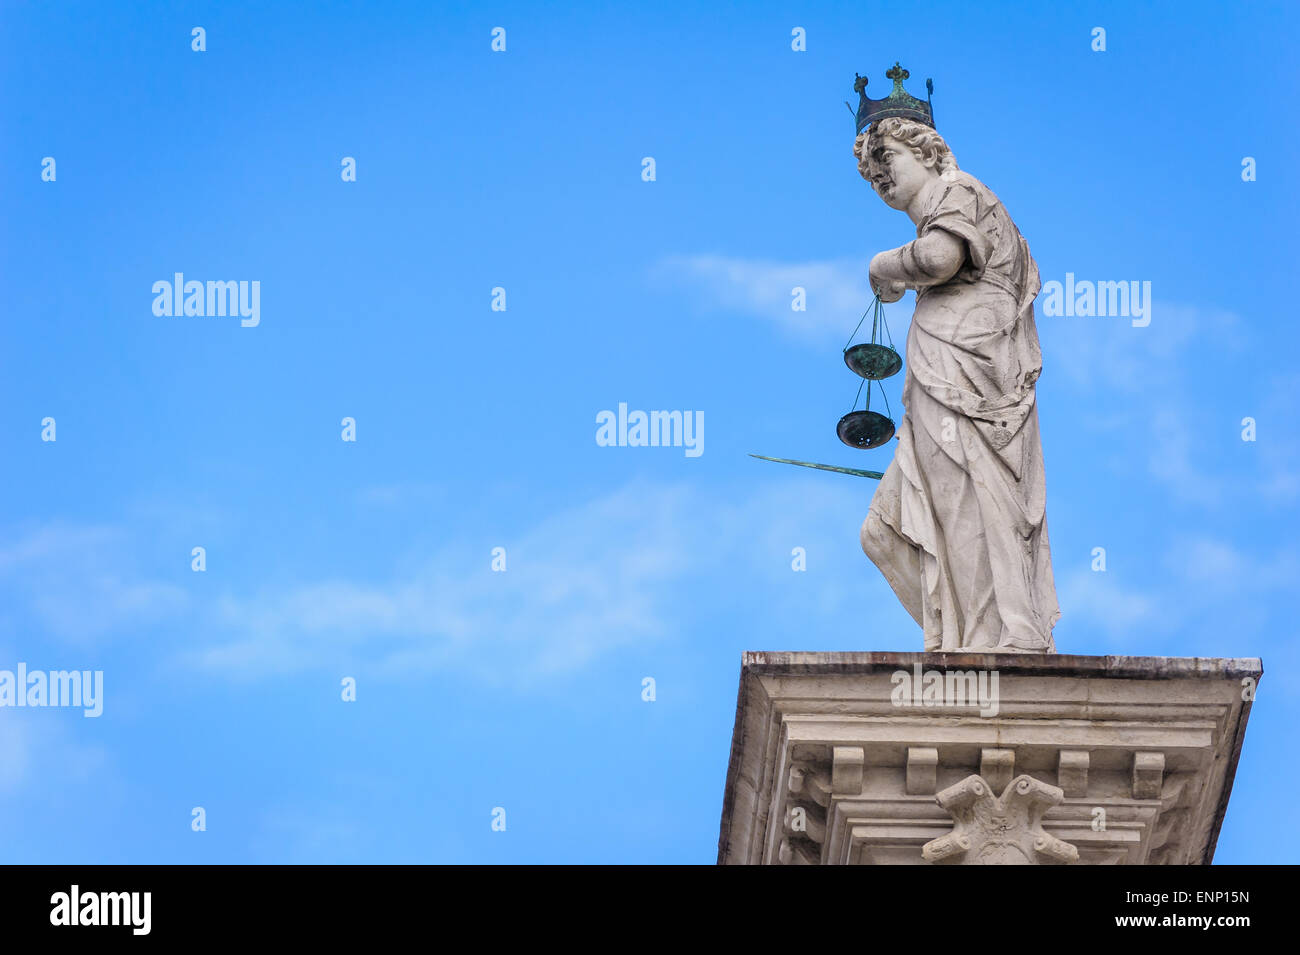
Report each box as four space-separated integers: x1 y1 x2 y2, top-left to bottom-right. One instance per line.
869 269 906 303
869 252 906 303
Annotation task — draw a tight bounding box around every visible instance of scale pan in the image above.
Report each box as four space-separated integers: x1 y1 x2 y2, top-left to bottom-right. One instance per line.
843 343 901 380
837 410 895 450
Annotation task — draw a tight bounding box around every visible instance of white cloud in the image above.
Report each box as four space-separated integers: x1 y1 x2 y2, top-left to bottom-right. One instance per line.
1253 373 1300 506
252 802 370 863
653 253 882 344
1043 301 1247 505
1 478 887 686
0 717 32 793
0 711 109 797
190 477 879 685
1166 535 1299 595
1145 405 1221 507
1056 568 1158 642
198 482 686 682
0 523 187 644
1056 534 1297 665
1044 301 1239 394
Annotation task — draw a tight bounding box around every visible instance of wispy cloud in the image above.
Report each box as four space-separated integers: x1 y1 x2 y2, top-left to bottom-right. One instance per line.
1043 301 1247 506
1056 568 1159 642
196 481 691 683
1166 535 1299 595
0 523 187 644
1045 301 1239 394
0 711 109 797
653 253 878 343
4 480 881 686
1253 373 1300 506
1056 532 1296 666
185 477 876 685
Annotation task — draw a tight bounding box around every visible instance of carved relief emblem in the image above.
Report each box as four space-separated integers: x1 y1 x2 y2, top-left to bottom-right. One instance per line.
922 774 1079 865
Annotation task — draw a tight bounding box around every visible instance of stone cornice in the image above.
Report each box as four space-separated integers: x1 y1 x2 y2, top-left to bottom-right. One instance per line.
718 652 1262 865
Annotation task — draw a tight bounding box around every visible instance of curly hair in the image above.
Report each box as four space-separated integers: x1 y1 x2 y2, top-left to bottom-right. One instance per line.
853 117 958 182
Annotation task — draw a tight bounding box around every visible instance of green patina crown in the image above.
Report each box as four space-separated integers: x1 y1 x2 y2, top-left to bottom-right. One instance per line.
849 62 935 134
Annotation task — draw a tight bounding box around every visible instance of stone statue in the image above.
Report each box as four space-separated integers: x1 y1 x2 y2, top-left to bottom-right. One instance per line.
851 65 1059 653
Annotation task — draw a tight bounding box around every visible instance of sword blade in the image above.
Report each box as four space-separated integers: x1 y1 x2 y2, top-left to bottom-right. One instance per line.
749 453 884 481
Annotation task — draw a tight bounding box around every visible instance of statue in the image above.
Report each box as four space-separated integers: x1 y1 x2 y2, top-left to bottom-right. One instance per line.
853 64 1059 653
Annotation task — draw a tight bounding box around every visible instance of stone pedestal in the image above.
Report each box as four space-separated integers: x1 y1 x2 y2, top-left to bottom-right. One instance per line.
717 652 1260 865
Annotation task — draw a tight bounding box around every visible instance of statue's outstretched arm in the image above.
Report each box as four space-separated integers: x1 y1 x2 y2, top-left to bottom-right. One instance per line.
870 230 964 297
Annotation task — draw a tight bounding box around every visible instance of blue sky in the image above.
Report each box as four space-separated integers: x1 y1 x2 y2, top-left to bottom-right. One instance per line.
1 0 1295 863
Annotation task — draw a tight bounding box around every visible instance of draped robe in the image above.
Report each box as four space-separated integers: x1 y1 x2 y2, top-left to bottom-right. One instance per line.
861 169 1060 652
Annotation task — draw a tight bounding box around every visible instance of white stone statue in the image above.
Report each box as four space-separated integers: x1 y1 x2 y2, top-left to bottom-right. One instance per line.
855 110 1059 653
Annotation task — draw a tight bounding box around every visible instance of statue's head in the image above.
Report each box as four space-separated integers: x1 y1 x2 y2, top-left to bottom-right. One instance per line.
854 117 958 211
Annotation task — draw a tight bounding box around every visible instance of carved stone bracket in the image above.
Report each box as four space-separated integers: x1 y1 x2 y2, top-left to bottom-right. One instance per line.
921 774 1080 865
